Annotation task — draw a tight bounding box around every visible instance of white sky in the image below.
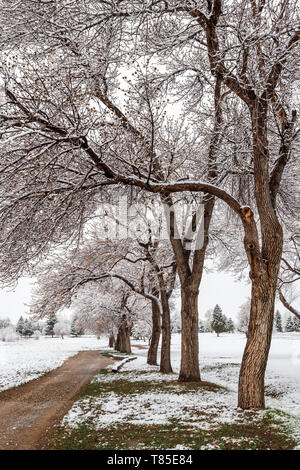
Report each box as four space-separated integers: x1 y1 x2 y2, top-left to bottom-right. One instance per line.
0 278 33 323
198 272 250 320
0 271 266 324
0 271 298 325
0 272 249 324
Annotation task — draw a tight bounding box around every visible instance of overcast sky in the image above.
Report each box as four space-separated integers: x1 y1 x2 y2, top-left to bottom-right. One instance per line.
0 278 33 323
0 270 298 325
0 271 251 324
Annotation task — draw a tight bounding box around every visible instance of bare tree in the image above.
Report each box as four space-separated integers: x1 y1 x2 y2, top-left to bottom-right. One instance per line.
53 319 71 339
71 282 132 352
0 23 228 383
0 0 299 409
29 224 176 371
237 299 251 337
278 230 300 320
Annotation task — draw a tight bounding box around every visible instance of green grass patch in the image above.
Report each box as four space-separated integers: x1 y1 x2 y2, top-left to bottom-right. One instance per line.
51 417 297 450
81 374 227 398
100 350 131 358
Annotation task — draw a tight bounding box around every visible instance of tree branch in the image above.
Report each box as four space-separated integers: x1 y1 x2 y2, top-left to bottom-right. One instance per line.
279 288 300 320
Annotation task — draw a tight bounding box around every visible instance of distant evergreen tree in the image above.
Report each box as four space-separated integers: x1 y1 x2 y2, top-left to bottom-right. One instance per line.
198 320 205 333
22 319 34 337
31 321 43 332
45 314 57 337
293 316 300 332
211 304 226 337
285 316 295 332
226 317 235 333
274 310 283 332
16 316 25 335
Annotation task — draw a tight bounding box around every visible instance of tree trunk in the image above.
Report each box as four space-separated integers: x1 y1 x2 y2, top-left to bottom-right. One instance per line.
179 285 201 381
123 325 131 354
115 331 121 351
109 334 115 348
279 289 300 321
147 300 161 366
238 274 278 409
238 109 284 409
116 315 131 354
162 173 215 383
160 293 172 373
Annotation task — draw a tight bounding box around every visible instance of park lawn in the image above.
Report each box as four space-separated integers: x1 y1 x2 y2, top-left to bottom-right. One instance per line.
51 361 300 450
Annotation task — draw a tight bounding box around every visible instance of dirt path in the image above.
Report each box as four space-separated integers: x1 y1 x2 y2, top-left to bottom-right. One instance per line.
0 350 114 450
132 344 148 350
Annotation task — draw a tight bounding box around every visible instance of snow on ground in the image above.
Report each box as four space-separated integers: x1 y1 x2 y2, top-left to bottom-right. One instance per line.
61 333 300 449
64 383 254 432
131 332 300 418
1 332 298 416
199 332 300 418
0 336 108 391
64 366 254 432
1 331 299 447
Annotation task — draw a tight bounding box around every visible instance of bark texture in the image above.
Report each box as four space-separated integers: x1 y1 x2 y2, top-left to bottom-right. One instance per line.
237 105 284 408
160 291 172 373
108 334 115 348
115 315 131 354
147 299 161 366
238 276 278 408
179 285 200 381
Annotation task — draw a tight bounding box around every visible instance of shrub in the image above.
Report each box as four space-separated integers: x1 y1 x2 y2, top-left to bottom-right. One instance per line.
0 326 20 342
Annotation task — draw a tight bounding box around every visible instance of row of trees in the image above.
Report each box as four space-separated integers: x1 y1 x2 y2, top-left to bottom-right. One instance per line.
0 0 298 409
14 314 83 339
8 300 298 343
273 309 300 333
285 315 300 332
237 300 300 335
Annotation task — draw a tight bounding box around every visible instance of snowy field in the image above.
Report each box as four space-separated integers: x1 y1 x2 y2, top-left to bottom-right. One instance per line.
134 332 300 417
1 332 299 416
1 332 299 449
59 332 300 450
0 336 108 391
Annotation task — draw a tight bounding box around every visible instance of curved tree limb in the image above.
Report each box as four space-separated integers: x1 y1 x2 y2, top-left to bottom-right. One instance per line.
279 288 300 320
